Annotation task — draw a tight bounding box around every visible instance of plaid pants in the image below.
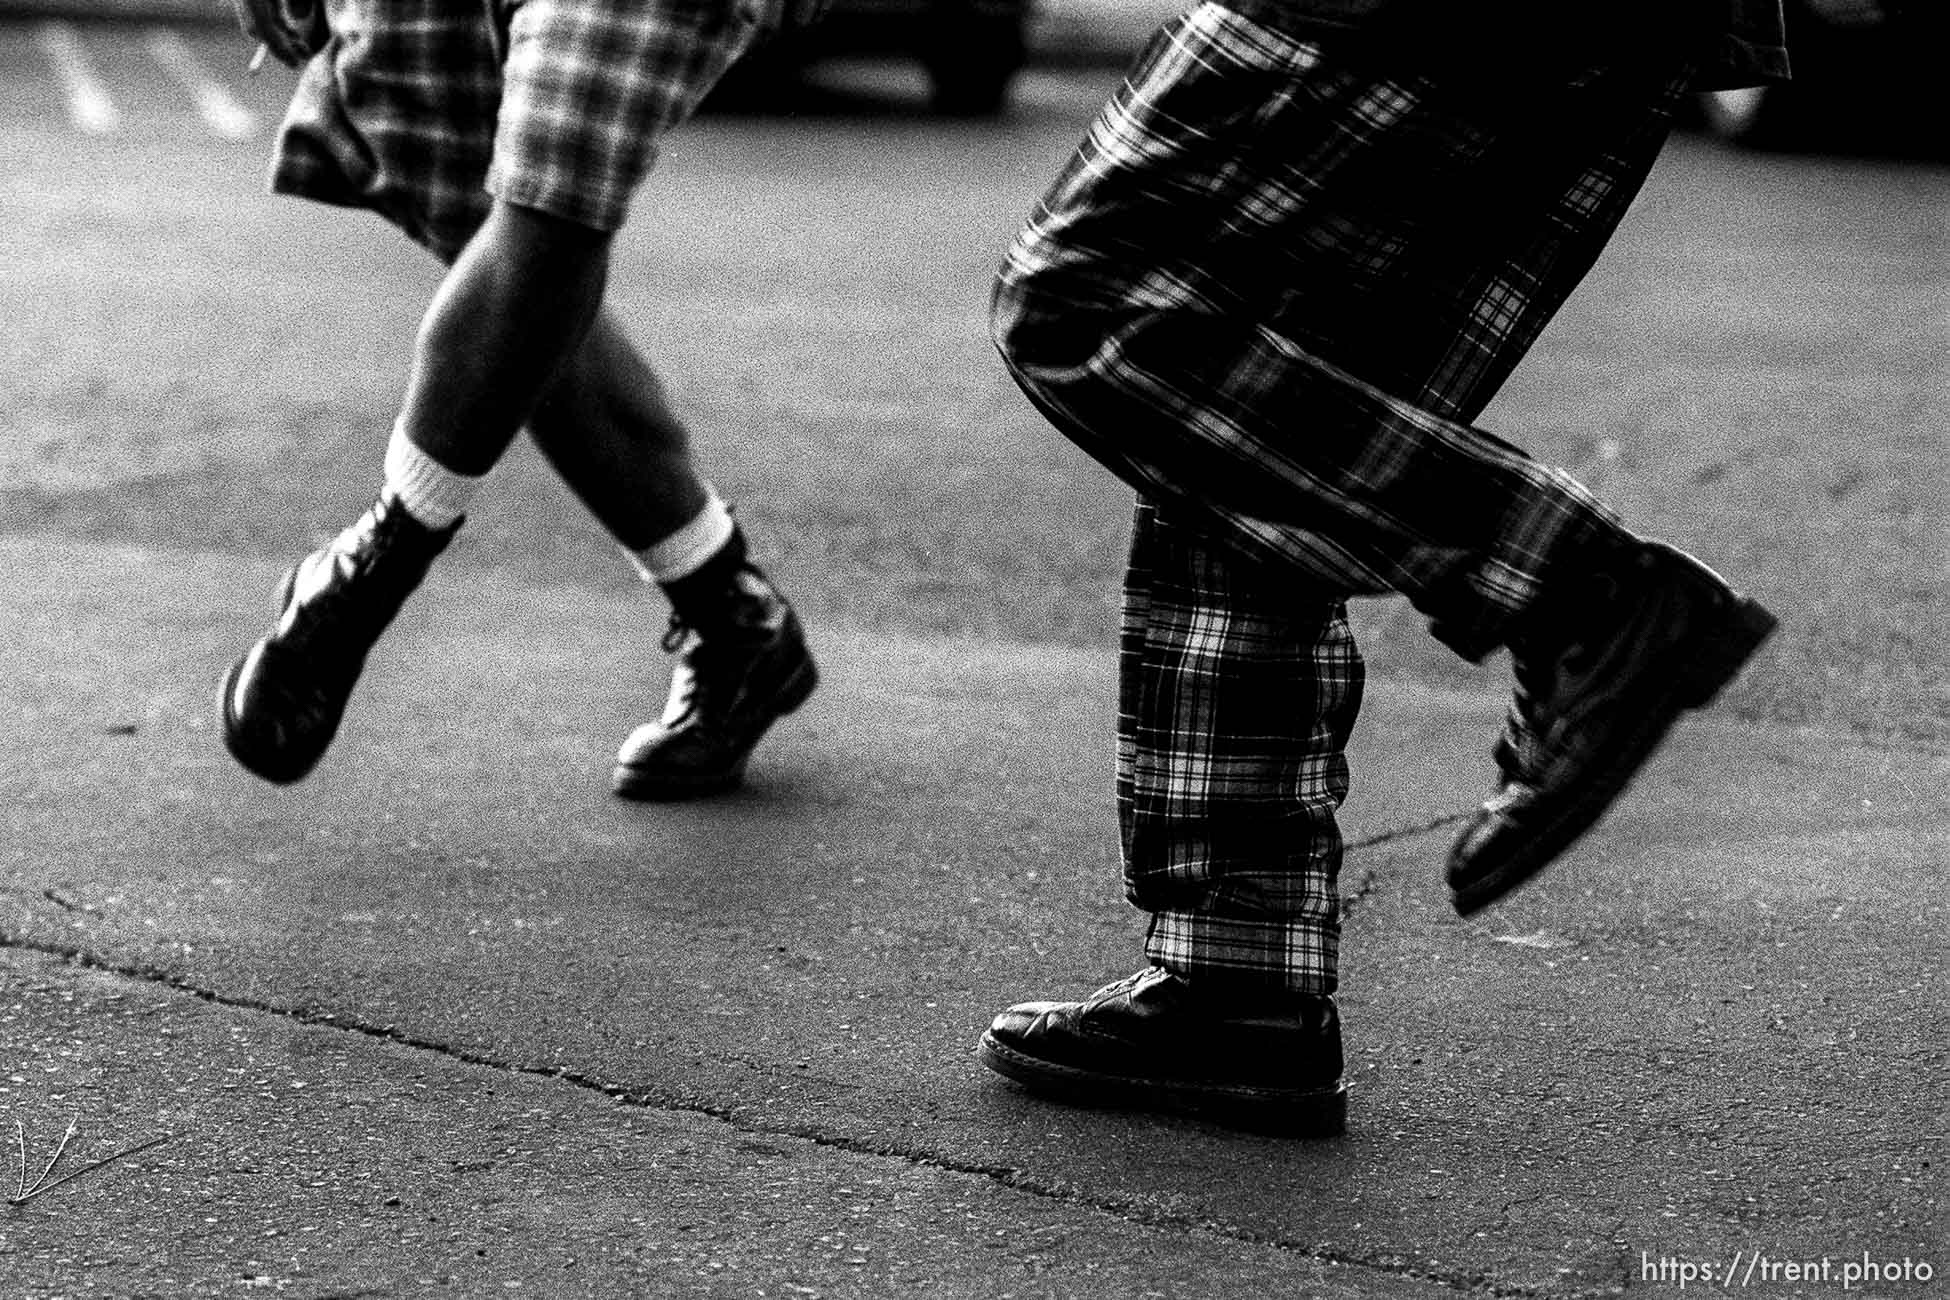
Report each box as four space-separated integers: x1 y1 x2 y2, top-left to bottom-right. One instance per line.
994 4 1698 991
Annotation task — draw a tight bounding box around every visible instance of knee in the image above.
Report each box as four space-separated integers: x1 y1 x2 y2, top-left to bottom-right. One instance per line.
416 201 612 358
989 262 1101 398
989 266 1035 368
480 200 613 279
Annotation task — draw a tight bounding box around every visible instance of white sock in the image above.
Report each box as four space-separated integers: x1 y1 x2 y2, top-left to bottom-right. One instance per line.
627 488 735 584
383 422 482 529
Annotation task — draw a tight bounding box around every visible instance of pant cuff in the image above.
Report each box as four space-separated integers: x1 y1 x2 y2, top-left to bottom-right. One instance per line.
1428 465 1640 661
1143 908 1339 995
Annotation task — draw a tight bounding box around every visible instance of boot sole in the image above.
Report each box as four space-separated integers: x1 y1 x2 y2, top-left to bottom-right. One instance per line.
611 656 820 801
977 1032 1347 1137
1450 586 1778 916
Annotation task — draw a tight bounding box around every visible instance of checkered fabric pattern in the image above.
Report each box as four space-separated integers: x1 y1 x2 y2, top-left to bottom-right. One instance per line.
994 1 1700 661
1121 501 1362 994
274 0 780 258
995 3 1699 988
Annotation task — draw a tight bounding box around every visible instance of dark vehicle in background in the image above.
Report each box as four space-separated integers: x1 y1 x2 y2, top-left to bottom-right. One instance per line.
1697 0 1946 154
805 0 1032 113
725 0 1035 114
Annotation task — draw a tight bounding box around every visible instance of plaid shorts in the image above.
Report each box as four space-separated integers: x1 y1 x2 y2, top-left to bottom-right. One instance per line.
994 4 1698 988
274 0 782 257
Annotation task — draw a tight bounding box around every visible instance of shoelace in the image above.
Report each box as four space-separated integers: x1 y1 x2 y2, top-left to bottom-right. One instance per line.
283 500 441 649
660 615 690 655
1503 619 1609 782
280 508 385 638
1497 643 1556 785
656 615 708 729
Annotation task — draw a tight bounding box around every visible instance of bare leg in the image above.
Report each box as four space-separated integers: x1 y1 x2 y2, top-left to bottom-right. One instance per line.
527 310 710 551
222 198 611 783
398 200 611 476
223 198 818 793
523 296 818 803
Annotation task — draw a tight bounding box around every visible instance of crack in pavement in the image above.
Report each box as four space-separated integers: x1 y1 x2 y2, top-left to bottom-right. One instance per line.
39 888 89 915
1340 809 1472 918
1348 811 1474 854
0 922 1604 1300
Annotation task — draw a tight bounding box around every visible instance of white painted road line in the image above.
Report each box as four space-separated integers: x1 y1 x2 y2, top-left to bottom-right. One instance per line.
145 27 258 140
36 21 120 135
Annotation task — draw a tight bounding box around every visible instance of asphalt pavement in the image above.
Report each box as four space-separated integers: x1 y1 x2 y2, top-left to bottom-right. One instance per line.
1 5 1946 1300
2 526 1945 1297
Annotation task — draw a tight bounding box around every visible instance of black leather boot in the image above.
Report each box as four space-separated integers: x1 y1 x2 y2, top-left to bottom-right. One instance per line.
1448 539 1775 915
612 536 817 800
221 493 459 784
979 966 1346 1135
